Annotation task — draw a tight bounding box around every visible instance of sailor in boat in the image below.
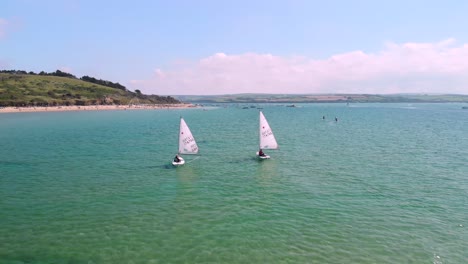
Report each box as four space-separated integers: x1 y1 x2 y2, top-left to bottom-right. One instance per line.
173 154 181 163
258 149 266 157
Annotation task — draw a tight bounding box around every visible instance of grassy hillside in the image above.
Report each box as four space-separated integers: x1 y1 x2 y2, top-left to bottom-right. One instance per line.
0 73 180 106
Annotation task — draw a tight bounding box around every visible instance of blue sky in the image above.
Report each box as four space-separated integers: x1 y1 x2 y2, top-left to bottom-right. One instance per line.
2 0 468 95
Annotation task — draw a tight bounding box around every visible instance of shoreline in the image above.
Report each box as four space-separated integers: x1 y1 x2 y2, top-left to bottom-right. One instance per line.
0 104 196 114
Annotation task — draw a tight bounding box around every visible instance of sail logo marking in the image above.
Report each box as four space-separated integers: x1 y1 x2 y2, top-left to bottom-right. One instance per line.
261 129 273 137
182 136 195 145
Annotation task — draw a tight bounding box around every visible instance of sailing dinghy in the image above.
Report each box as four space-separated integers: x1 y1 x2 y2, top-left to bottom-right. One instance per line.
172 117 199 166
256 111 278 159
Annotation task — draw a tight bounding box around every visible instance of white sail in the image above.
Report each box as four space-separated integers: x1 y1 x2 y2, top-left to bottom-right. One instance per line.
178 117 199 155
259 111 278 150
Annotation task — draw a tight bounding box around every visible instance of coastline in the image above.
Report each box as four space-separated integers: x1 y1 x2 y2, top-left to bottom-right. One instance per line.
0 103 196 114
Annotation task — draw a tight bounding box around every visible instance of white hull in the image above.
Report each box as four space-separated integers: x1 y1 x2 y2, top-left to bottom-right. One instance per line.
256 152 270 159
172 157 185 166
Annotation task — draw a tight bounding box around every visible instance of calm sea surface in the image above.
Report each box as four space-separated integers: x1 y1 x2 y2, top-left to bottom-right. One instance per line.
1 103 467 263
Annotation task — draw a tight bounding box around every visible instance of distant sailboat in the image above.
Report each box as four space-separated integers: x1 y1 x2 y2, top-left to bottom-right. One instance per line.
256 111 278 159
172 117 199 166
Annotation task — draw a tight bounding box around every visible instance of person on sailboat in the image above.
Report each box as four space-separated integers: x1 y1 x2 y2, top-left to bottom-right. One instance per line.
173 154 181 163
258 149 265 157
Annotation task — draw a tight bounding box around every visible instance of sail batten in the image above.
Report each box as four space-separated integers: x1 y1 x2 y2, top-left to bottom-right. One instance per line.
259 111 278 150
178 118 199 155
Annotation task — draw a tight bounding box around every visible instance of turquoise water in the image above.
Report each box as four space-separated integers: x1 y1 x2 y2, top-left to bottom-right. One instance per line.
1 103 467 263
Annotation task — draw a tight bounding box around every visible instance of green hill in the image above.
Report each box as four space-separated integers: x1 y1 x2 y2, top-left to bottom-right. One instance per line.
0 71 180 106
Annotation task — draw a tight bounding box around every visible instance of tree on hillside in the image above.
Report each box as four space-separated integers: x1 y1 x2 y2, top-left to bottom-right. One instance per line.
80 75 127 91
52 70 76 79
0 70 27 74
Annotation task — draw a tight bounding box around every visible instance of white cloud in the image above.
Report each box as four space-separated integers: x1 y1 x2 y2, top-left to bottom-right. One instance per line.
0 17 22 40
59 66 74 74
0 18 8 39
0 27 9 68
0 59 8 69
130 39 468 95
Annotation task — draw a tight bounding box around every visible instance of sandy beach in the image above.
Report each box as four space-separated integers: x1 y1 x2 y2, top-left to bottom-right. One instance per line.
0 104 196 113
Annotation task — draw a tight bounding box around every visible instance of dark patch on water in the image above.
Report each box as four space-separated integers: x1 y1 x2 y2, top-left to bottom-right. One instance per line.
0 160 25 165
224 156 261 164
162 164 175 169
0 160 36 167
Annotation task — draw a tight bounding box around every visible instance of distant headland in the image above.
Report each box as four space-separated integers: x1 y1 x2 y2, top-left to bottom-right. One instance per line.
174 93 468 104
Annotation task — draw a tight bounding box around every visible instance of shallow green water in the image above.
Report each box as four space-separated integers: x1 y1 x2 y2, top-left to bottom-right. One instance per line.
1 103 467 263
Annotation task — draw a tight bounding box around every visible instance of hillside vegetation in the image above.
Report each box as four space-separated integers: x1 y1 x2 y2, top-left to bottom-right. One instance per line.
0 70 180 106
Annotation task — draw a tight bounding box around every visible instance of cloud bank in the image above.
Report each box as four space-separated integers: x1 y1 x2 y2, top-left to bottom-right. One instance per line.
0 18 8 39
130 39 468 95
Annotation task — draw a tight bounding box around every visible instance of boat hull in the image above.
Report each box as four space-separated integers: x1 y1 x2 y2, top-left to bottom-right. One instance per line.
256 152 270 159
172 157 185 166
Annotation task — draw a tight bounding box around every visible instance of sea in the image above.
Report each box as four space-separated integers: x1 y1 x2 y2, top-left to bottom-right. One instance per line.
0 103 467 263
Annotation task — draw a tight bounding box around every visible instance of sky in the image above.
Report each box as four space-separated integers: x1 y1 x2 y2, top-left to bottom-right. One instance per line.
2 0 468 95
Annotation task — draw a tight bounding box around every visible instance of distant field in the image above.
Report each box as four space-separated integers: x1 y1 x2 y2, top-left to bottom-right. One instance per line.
175 93 468 103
